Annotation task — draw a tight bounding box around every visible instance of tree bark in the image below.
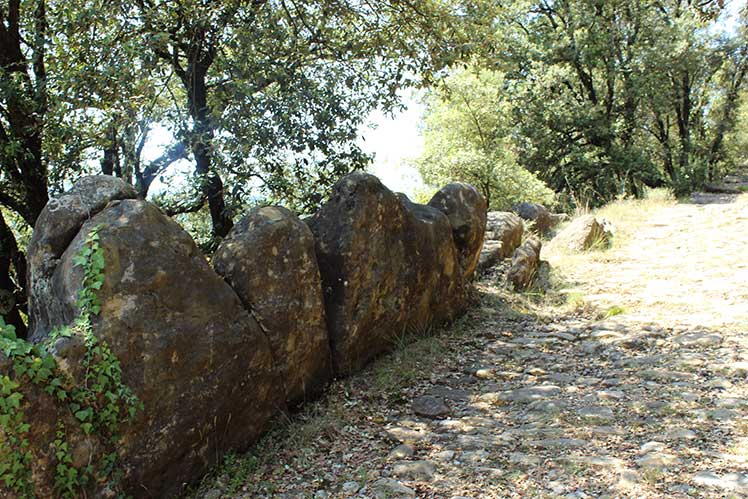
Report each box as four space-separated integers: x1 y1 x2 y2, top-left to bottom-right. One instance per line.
0 211 28 338
101 124 119 176
0 0 49 226
674 72 693 174
183 49 233 239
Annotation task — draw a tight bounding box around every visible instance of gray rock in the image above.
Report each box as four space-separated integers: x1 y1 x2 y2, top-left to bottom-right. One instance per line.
577 406 615 421
412 395 451 419
341 481 360 494
693 471 748 493
528 438 587 449
571 455 625 468
508 452 541 466
433 450 456 462
388 444 415 460
597 390 625 401
392 460 437 481
386 426 429 444
553 215 613 251
673 331 723 347
665 428 697 441
527 399 567 413
636 452 681 469
372 478 416 498
500 385 562 403
639 441 666 454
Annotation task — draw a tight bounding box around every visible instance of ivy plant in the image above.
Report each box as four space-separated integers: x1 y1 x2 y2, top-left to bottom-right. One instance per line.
0 225 142 498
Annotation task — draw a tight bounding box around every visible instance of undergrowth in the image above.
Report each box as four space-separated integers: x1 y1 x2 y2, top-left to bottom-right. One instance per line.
0 226 142 497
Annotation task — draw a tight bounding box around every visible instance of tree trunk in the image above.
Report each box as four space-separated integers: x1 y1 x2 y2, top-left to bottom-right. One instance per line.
185 58 233 239
101 124 119 176
675 72 693 175
654 114 676 182
0 211 28 338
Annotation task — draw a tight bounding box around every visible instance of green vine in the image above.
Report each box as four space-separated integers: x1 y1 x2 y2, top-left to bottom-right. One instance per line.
0 225 142 497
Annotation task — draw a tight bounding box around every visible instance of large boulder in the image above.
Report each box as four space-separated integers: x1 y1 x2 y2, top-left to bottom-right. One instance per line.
306 172 410 375
398 195 466 333
507 238 542 291
553 215 613 251
0 352 106 499
213 206 332 406
478 212 524 273
30 197 282 497
306 173 471 375
27 175 138 339
428 183 487 281
512 202 562 235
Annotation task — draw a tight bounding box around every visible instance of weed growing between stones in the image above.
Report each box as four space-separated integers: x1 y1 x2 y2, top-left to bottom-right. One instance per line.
0 225 142 497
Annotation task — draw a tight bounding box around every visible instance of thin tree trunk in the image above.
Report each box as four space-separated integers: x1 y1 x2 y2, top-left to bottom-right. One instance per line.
185 58 233 239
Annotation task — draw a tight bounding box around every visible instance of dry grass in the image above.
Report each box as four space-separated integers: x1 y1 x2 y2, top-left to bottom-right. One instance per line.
542 188 677 316
546 189 748 328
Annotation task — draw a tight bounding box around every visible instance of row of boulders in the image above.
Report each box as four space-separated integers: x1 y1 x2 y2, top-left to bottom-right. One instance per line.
478 202 614 291
477 211 524 274
7 172 487 498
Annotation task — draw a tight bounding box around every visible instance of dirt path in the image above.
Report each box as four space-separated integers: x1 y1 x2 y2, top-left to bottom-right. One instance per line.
555 192 748 330
194 193 748 499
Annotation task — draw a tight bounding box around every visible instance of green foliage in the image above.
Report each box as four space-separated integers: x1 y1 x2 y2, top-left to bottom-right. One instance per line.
410 186 438 205
463 0 747 205
0 226 142 497
110 0 470 221
603 305 626 319
0 209 31 252
417 69 557 210
723 88 748 171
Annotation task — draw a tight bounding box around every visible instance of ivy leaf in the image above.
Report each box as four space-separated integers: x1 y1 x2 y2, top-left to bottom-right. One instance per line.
74 408 93 422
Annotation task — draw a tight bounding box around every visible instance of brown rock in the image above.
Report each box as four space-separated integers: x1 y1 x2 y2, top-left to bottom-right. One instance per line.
398 195 466 334
512 202 562 235
307 173 474 375
34 198 282 497
0 353 105 499
27 175 138 339
428 183 487 281
306 172 412 375
478 212 524 273
553 214 613 251
213 206 332 406
507 238 542 290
